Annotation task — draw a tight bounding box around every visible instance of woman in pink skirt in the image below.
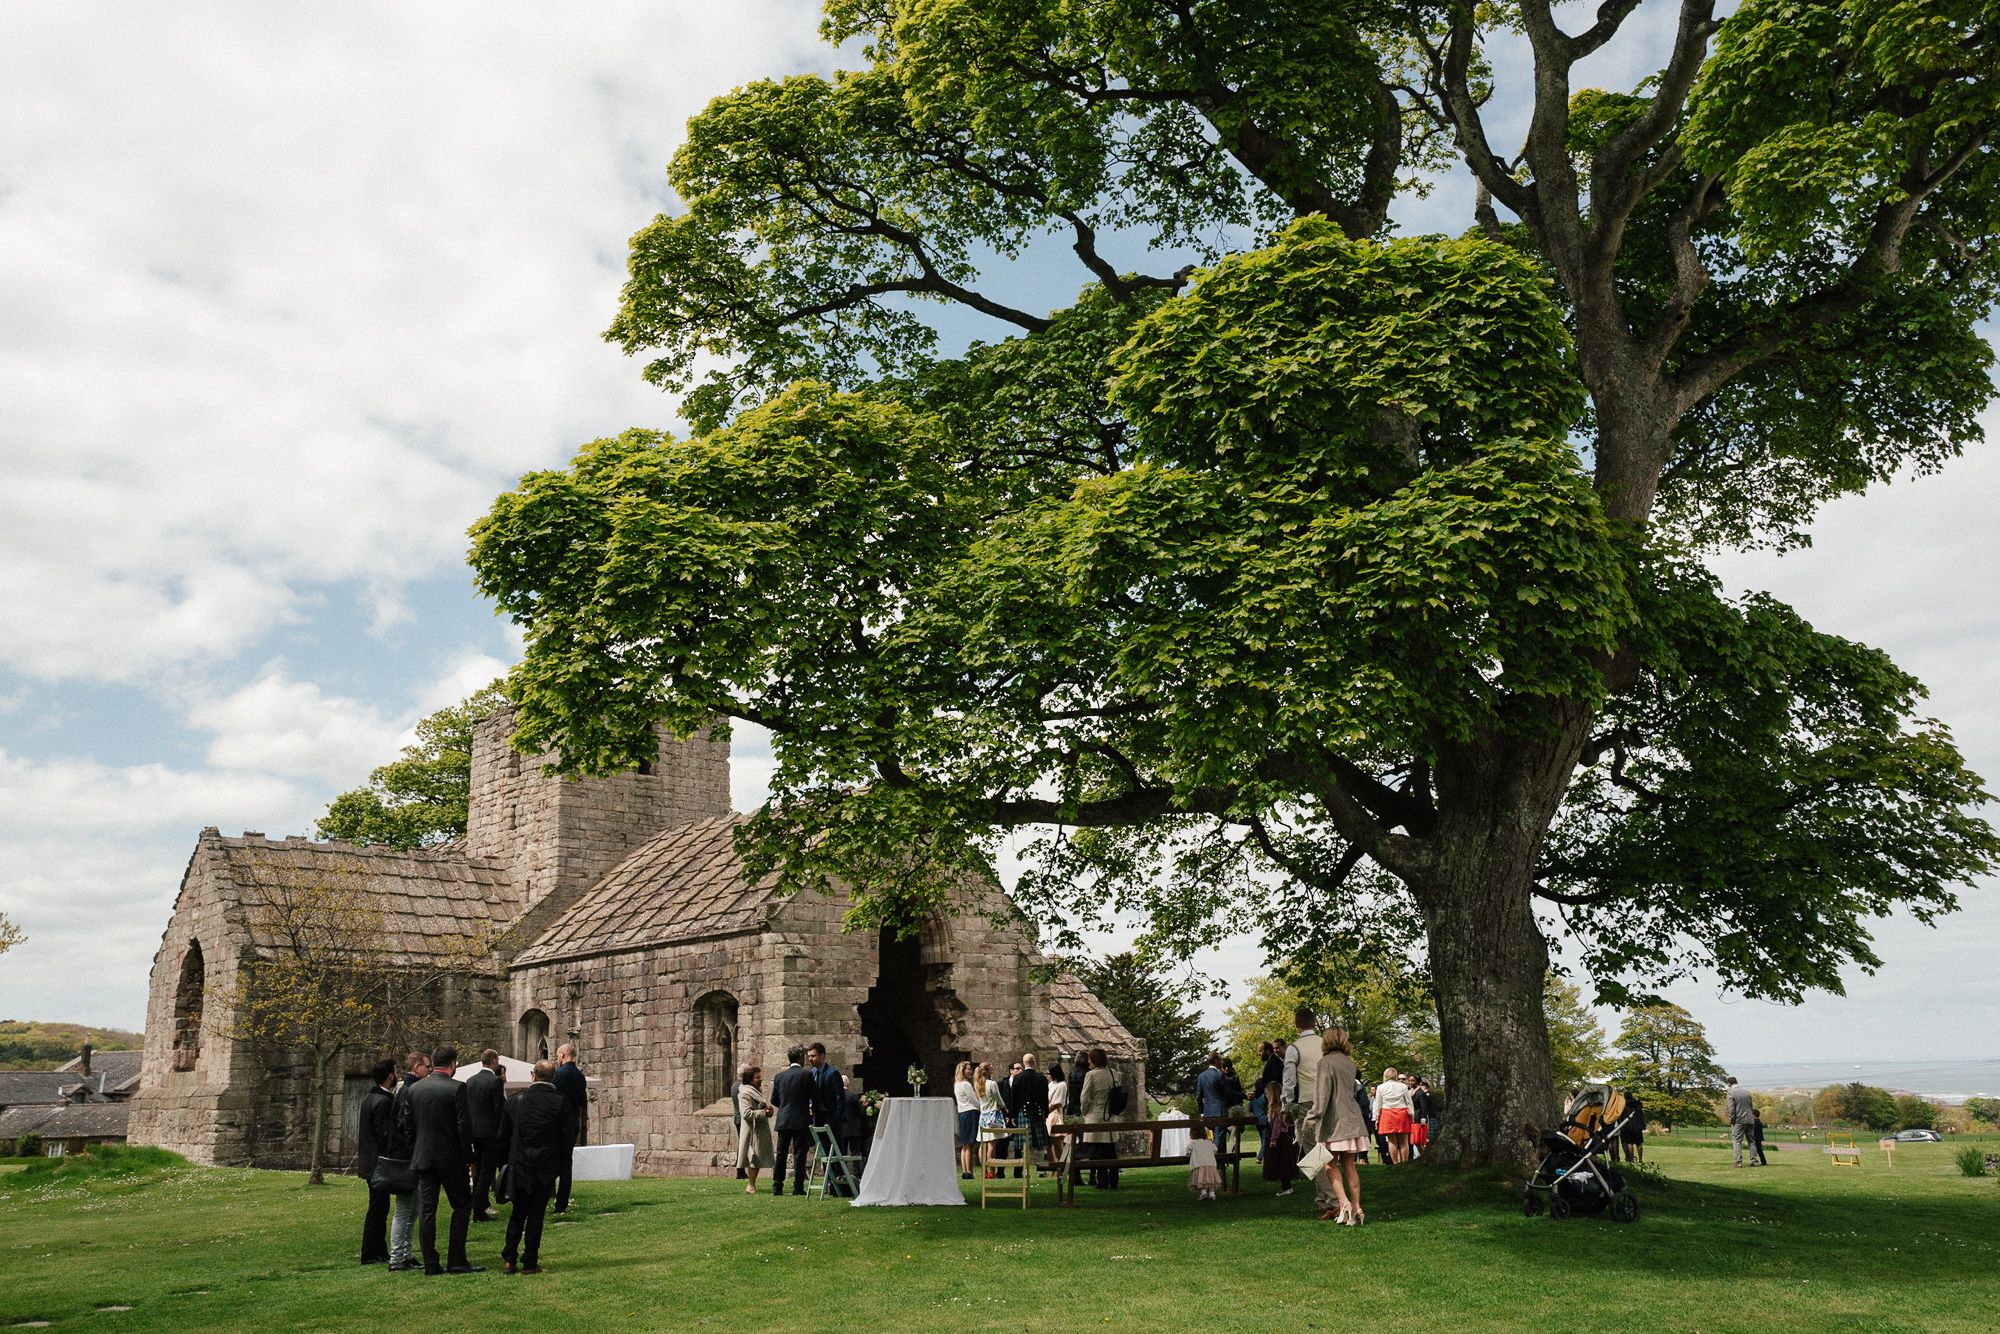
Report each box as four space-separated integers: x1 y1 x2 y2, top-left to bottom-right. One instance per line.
1310 1029 1371 1225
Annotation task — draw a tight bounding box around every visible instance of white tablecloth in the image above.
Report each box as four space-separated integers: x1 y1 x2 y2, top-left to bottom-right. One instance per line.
852 1097 964 1206
1158 1110 1190 1157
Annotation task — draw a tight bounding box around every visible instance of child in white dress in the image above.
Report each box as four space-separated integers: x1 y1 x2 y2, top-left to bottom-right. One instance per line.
1187 1122 1222 1200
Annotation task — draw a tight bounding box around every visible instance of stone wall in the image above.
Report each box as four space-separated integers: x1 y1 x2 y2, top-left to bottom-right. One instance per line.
466 706 731 925
505 882 1080 1177
127 835 261 1165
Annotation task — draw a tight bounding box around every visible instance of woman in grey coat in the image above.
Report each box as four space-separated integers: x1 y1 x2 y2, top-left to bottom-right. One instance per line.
735 1065 774 1195
1311 1028 1369 1225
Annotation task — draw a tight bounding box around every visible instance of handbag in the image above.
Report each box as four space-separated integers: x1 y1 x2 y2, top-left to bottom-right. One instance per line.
370 1154 417 1196
494 1163 512 1206
1297 1142 1334 1177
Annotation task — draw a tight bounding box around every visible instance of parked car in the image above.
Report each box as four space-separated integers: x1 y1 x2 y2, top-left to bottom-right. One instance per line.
1892 1128 1943 1143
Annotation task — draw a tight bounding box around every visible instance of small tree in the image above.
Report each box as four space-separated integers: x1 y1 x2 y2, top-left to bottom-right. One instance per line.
1893 1093 1939 1132
1814 1081 1900 1131
0 912 22 960
1222 966 1440 1093
1545 979 1610 1091
316 683 507 848
1965 1097 2000 1130
1071 952 1213 1099
222 853 483 1183
1613 1004 1727 1099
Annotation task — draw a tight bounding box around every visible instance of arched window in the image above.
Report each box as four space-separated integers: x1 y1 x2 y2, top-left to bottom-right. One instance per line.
171 942 205 1071
691 991 738 1109
517 1008 550 1062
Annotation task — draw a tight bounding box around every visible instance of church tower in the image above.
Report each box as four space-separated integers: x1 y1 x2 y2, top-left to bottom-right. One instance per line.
465 706 732 927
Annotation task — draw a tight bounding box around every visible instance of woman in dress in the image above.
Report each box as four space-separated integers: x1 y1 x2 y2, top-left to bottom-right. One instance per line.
953 1059 978 1180
735 1064 773 1195
1374 1068 1415 1164
975 1061 1007 1176
1186 1122 1223 1201
1312 1029 1370 1225
1044 1065 1069 1172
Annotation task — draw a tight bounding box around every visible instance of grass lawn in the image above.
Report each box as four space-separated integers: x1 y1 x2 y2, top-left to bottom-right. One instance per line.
2 1136 1994 1332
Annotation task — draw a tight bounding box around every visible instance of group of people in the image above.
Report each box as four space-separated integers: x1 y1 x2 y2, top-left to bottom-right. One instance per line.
731 1041 856 1195
1243 1007 1446 1224
353 1043 590 1276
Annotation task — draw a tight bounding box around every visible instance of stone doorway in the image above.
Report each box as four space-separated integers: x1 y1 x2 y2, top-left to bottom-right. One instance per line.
856 922 966 1096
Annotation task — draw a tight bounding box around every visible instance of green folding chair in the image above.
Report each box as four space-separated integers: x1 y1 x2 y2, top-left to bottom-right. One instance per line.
805 1123 867 1200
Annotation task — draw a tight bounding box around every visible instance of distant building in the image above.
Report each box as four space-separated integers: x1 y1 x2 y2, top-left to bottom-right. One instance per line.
0 1046 139 1155
128 708 1143 1173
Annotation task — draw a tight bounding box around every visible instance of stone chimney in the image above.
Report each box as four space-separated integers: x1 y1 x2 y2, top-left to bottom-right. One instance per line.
79 1040 92 1077
465 706 731 921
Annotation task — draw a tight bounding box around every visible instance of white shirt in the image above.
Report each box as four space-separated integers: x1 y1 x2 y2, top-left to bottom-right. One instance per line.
1376 1079 1413 1114
954 1079 978 1113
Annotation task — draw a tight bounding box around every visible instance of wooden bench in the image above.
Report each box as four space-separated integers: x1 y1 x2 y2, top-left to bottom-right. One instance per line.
1048 1116 1261 1206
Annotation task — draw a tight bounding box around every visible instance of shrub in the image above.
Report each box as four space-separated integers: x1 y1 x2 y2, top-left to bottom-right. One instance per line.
15 1132 41 1158
1954 1147 1987 1178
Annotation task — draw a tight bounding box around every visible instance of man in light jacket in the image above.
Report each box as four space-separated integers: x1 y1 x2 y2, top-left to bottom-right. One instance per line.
1281 1006 1323 1128
1726 1077 1756 1167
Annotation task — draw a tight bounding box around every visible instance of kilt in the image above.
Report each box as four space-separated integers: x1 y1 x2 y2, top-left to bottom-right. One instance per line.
1026 1115 1050 1149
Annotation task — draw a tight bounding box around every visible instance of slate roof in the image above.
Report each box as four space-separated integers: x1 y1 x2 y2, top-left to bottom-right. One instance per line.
0 1102 130 1142
513 817 765 966
56 1050 144 1096
1048 973 1145 1061
0 1071 73 1108
204 833 515 964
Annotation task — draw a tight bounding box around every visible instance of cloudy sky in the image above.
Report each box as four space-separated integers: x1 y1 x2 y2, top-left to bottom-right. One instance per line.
1 2 1993 1067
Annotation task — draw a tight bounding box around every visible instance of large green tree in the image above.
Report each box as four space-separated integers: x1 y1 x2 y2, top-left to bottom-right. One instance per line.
471 0 2000 1165
316 684 506 849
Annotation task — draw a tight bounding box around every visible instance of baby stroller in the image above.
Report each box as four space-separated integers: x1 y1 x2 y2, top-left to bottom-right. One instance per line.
1522 1084 1640 1223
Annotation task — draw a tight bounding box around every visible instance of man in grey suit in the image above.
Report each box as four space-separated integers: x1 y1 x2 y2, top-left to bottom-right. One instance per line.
465 1049 507 1220
769 1046 814 1196
1725 1076 1756 1167
406 1044 482 1275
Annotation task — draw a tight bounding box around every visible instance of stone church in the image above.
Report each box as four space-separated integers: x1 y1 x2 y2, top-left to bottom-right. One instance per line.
127 709 1143 1174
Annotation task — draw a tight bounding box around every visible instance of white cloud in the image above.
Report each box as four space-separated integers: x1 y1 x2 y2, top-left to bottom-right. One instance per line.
0 748 309 838
0 1 828 684
183 667 405 785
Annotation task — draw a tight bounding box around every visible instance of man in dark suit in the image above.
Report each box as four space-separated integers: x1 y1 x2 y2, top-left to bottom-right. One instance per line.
354 1057 398 1264
805 1042 844 1144
405 1044 482 1275
501 1060 574 1275
465 1049 507 1221
1013 1053 1051 1171
770 1046 814 1196
551 1042 588 1213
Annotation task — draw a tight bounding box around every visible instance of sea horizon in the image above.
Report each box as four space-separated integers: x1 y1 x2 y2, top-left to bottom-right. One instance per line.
1719 1057 2000 1103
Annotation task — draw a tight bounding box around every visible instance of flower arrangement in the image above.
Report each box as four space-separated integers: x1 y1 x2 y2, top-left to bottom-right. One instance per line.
861 1090 886 1117
906 1063 929 1094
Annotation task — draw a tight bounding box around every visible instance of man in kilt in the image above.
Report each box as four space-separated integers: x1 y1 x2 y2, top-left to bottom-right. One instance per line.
1013 1052 1052 1170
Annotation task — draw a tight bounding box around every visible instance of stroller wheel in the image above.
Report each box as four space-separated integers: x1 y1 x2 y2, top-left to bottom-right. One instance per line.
1609 1191 1640 1224
1521 1194 1544 1218
1549 1196 1573 1221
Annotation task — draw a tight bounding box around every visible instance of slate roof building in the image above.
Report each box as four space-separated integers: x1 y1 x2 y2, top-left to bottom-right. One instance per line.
129 708 1143 1174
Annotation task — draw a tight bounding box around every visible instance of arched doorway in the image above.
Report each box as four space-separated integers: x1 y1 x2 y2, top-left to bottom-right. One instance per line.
857 923 966 1095
171 942 205 1071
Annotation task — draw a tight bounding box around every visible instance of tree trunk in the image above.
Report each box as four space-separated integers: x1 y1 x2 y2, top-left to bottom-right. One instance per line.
308 1049 333 1186
1414 723 1587 1169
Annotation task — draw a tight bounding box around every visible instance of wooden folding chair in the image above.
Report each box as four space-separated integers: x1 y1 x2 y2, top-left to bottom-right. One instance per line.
980 1125 1035 1209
